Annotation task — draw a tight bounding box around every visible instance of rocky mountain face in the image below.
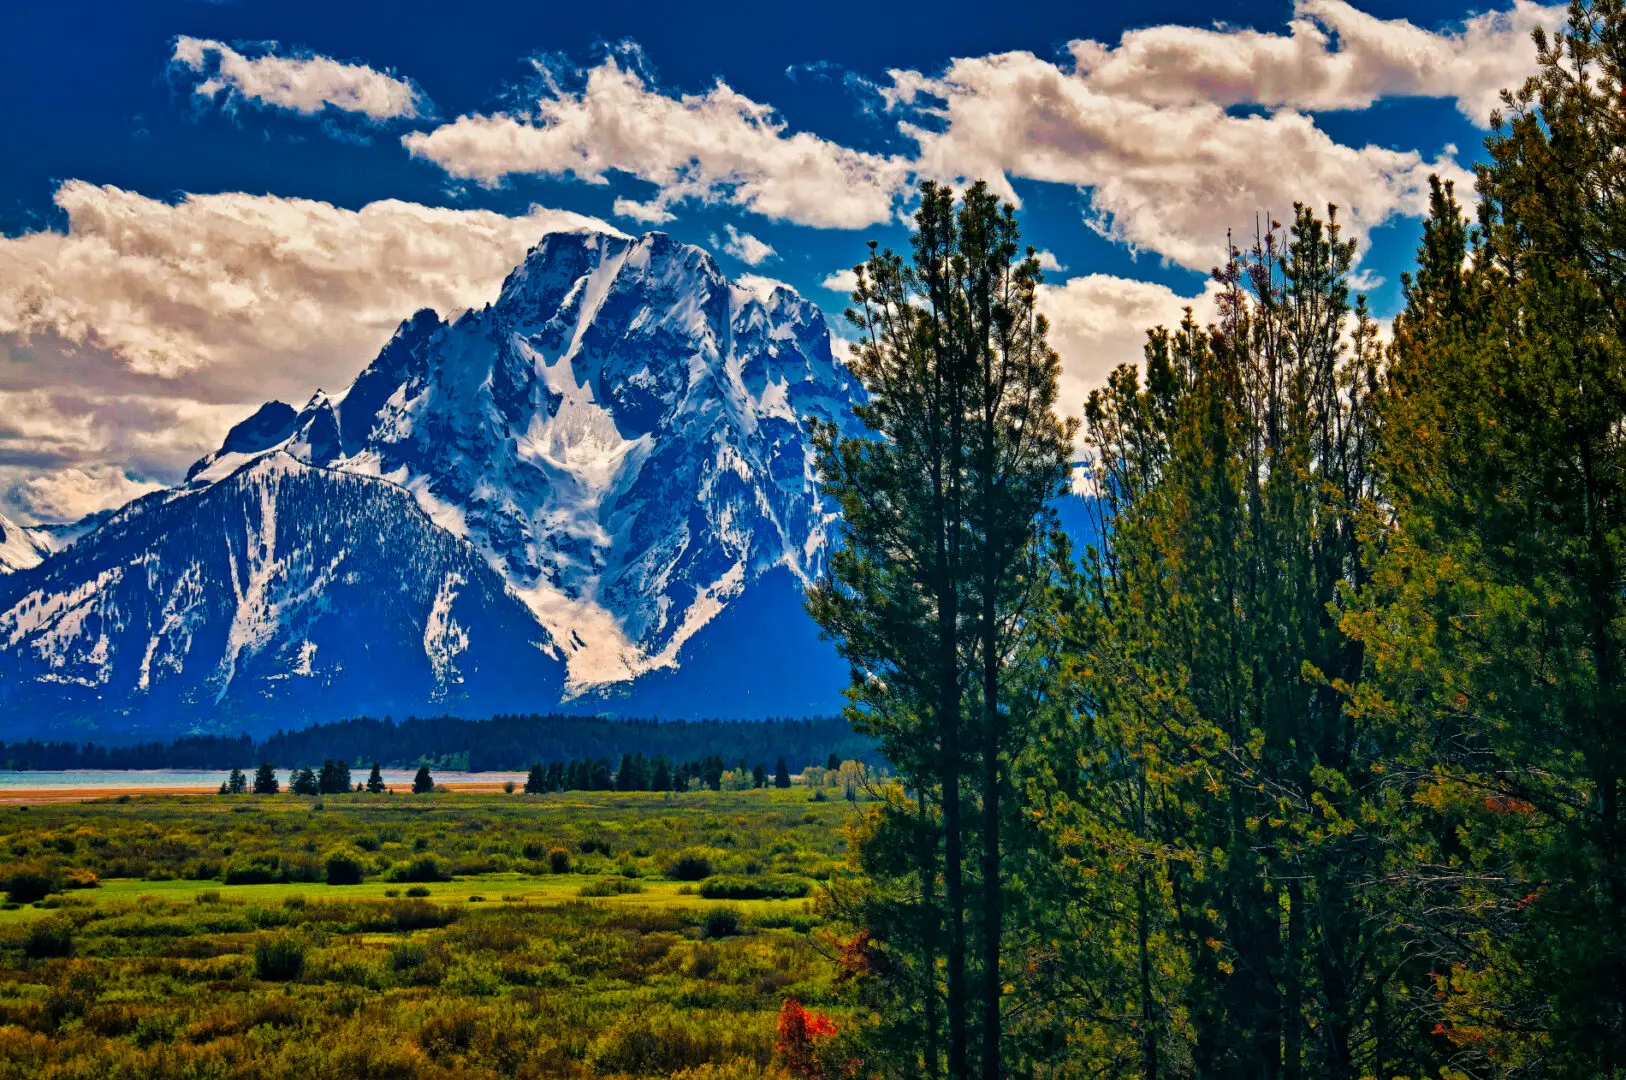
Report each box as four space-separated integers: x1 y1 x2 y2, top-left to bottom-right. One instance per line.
0 511 49 575
0 229 859 739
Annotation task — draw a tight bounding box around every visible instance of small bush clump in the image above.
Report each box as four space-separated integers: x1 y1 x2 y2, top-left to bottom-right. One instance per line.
388 854 451 883
324 850 366 885
666 850 715 881
699 876 810 901
253 935 306 982
700 907 744 939
22 918 73 958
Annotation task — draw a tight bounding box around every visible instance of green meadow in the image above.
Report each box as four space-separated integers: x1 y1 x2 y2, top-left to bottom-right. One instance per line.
0 786 864 1079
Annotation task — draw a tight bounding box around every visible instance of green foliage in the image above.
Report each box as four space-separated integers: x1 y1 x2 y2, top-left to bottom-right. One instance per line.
0 787 851 1080
252 762 279 795
323 850 366 886
3 866 57 905
388 854 451 883
412 765 434 794
20 918 72 959
699 876 810 901
700 907 744 939
252 935 306 981
666 850 716 881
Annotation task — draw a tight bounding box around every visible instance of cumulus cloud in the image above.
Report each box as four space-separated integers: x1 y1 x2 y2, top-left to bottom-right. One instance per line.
1033 250 1066 274
1037 274 1223 426
172 36 428 121
721 224 777 265
886 48 1470 271
5 466 163 525
0 180 622 379
403 53 911 229
821 268 860 294
0 181 624 520
1069 0 1561 125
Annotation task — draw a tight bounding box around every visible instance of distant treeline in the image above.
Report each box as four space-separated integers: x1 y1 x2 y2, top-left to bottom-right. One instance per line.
0 713 875 773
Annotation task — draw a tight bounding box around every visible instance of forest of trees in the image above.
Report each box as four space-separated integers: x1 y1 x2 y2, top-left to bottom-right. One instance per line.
0 713 874 773
807 8 1626 1079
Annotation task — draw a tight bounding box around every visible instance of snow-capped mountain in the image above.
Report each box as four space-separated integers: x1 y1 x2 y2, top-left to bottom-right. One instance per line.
0 229 859 738
0 510 49 574
0 454 560 736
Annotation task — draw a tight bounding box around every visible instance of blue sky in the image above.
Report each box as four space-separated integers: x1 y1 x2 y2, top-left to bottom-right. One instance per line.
0 0 1563 523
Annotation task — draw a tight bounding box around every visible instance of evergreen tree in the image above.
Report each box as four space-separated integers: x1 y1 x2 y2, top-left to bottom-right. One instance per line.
252 762 279 795
752 763 767 789
810 180 1073 1080
1345 9 1626 1069
226 766 247 795
366 762 385 794
774 756 792 788
651 756 672 792
412 765 434 794
524 763 547 795
317 759 351 795
545 761 563 792
590 758 613 791
290 766 320 796
1054 203 1386 1078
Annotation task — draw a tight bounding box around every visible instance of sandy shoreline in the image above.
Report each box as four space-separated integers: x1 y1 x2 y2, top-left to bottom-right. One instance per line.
0 779 525 805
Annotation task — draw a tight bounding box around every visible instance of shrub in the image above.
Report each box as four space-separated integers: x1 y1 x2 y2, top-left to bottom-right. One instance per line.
223 855 283 885
253 935 306 981
666 850 715 881
388 940 430 972
4 867 56 904
579 878 645 897
547 847 571 874
388 854 450 883
324 851 366 886
405 886 432 898
521 839 547 859
22 918 73 958
700 907 744 939
699 876 810 901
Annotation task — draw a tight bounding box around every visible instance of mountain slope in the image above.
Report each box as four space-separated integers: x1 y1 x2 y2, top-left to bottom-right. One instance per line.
0 510 49 574
190 228 858 693
1 228 858 737
0 454 562 739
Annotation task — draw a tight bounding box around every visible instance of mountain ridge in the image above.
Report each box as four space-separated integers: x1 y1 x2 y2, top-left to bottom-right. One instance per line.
0 228 859 739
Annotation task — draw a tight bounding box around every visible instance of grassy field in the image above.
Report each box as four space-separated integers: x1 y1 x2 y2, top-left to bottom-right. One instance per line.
0 786 865 1079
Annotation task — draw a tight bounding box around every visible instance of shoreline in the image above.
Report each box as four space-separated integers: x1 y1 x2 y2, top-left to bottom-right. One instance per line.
0 777 529 805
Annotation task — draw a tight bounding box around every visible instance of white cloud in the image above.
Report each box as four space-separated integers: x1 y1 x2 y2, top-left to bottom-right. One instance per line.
1069 0 1561 125
403 53 911 229
0 181 624 520
721 224 776 265
886 48 1471 271
0 180 621 379
1037 274 1224 428
736 273 796 304
5 465 163 525
172 36 428 121
821 268 860 294
1033 250 1066 274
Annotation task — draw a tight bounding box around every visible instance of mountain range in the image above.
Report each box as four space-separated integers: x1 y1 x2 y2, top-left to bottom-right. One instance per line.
0 229 860 741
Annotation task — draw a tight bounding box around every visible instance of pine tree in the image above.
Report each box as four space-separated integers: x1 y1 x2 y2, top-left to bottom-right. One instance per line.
291 766 319 796
651 756 672 792
752 763 768 789
524 763 547 795
1345 9 1626 1068
366 763 385 794
412 765 434 794
774 756 792 789
226 766 247 795
809 180 1073 1079
252 762 279 795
